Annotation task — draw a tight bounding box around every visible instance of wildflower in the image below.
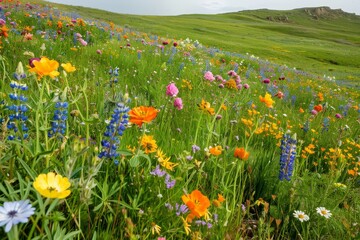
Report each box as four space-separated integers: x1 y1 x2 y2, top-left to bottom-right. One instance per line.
150 165 166 177
243 83 250 89
165 174 176 189
274 91 284 99
234 147 250 160
181 216 191 235
151 223 161 235
314 104 323 112
0 200 35 233
262 78 270 84
213 194 225 207
28 57 60 79
225 79 237 90
61 63 76 73
140 135 158 154
293 210 310 222
259 92 275 108
182 190 210 222
48 101 68 138
98 103 129 160
198 99 215 115
209 145 222 156
299 108 304 113
334 182 347 189
96 49 102 54
311 110 318 115
279 132 297 181
157 149 178 171
192 145 200 153
204 71 215 82
129 106 158 127
33 172 71 199
316 207 332 218
166 83 179 97
0 25 9 38
174 98 183 110
335 113 342 119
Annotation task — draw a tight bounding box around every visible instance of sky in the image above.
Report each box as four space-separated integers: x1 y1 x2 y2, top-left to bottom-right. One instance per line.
45 0 360 16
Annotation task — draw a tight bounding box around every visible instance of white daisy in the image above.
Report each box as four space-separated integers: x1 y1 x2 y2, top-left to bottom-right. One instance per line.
0 200 35 232
293 210 310 222
316 207 332 219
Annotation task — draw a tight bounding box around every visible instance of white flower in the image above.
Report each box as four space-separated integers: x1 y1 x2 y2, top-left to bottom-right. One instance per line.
316 207 332 219
293 210 310 222
0 200 35 232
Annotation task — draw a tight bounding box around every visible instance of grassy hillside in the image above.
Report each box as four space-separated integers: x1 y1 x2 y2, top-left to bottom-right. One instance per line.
41 1 360 82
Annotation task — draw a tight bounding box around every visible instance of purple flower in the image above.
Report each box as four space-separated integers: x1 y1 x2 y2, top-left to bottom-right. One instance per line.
150 165 166 177
165 174 176 189
186 155 193 161
176 204 189 216
192 145 200 153
166 83 179 97
174 98 183 110
262 78 270 84
335 113 342 119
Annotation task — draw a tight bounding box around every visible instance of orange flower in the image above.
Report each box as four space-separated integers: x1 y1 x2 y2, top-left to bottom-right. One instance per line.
299 108 304 113
182 190 210 222
129 106 158 127
234 147 250 160
213 193 225 207
259 92 275 108
29 57 60 79
0 25 9 38
209 145 222 156
198 99 215 115
314 104 323 112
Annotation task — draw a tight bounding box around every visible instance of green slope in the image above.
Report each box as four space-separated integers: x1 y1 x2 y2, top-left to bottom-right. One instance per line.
42 1 360 81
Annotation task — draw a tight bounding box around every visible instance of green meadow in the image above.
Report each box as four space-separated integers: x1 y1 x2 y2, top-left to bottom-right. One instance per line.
0 0 359 239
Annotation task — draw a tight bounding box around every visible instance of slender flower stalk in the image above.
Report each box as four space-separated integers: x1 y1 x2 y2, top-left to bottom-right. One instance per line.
48 101 68 138
279 132 297 181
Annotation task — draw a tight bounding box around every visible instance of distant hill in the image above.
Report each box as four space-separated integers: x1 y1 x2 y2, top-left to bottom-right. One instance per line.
42 1 360 81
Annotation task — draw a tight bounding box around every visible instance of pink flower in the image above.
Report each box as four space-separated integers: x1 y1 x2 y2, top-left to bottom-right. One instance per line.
243 83 250 89
96 49 102 54
174 98 183 110
173 42 178 47
263 78 270 84
166 83 179 97
204 71 215 82
335 113 342 119
79 38 87 46
311 110 318 115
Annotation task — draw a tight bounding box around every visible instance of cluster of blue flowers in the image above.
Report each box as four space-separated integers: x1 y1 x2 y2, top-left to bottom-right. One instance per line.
48 102 68 138
279 132 297 181
108 67 119 86
98 102 129 162
7 63 29 140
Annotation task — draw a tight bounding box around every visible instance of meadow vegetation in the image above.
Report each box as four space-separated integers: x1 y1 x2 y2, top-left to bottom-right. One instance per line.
0 1 359 239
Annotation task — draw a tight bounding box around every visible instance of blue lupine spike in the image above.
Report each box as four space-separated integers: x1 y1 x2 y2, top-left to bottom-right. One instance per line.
279 132 297 181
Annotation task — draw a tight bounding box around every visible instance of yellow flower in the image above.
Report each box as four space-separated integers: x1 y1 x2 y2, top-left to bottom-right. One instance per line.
151 222 161 235
33 172 71 199
156 149 178 171
259 92 275 108
61 62 76 73
140 135 158 154
181 216 191 235
198 99 215 115
29 57 60 79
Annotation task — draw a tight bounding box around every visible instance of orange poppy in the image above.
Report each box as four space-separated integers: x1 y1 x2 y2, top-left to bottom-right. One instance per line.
259 92 275 108
314 104 323 112
29 57 60 79
182 190 210 222
209 145 222 156
129 106 158 127
234 147 250 160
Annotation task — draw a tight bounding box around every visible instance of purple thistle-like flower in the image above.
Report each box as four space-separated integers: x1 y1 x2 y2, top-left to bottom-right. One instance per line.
279 132 297 181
